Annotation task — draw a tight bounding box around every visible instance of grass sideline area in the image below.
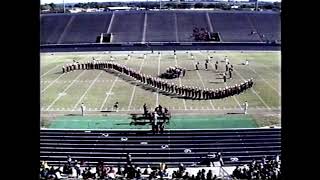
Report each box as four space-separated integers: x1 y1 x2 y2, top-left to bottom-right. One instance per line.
46 114 258 129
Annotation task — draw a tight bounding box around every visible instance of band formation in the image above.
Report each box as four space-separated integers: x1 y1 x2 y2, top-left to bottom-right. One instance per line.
62 59 254 100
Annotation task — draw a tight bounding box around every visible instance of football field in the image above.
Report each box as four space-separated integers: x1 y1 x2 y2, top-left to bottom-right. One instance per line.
41 50 281 128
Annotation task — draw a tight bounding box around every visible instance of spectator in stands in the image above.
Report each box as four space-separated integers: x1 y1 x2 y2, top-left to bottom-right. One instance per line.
217 152 224 166
74 160 81 178
160 161 166 171
196 170 201 180
67 155 72 163
207 170 213 180
117 165 125 176
144 165 152 175
136 168 142 179
108 166 115 179
39 167 49 180
172 170 178 178
96 160 106 178
63 162 72 175
182 171 190 179
179 163 186 174
201 169 206 180
126 153 132 165
212 174 217 180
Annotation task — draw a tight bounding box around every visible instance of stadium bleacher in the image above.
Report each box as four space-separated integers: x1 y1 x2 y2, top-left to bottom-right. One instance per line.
40 14 72 44
109 11 145 43
145 11 176 42
248 13 281 42
59 13 112 44
40 11 281 44
40 128 280 167
176 12 209 42
208 12 262 42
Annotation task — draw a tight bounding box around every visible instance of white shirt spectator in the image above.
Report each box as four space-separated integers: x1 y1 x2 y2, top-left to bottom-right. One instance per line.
55 171 62 179
146 165 152 175
154 113 159 125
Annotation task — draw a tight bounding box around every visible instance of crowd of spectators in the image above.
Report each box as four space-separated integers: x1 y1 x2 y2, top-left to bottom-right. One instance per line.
192 27 210 41
40 155 281 179
232 155 281 180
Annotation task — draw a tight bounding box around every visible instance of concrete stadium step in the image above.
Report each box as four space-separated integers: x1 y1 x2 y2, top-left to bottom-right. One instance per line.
40 147 280 154
40 138 281 144
40 154 277 164
40 130 280 136
40 150 280 157
40 141 280 148
40 128 281 167
40 128 280 133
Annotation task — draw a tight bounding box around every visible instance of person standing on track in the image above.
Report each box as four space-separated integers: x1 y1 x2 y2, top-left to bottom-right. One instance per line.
114 102 119 112
80 103 86 116
243 101 248 114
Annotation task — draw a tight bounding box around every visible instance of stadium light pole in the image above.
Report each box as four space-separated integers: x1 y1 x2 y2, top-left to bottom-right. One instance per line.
63 0 65 13
255 0 258 11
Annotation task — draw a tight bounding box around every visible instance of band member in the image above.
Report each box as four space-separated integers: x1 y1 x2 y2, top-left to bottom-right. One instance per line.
195 62 199 70
215 61 218 71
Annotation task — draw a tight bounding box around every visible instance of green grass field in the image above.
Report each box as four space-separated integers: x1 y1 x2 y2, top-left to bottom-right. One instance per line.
46 114 258 129
40 50 281 128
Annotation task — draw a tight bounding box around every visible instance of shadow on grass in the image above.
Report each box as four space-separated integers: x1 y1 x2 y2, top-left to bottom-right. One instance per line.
65 114 80 116
100 110 113 113
115 123 131 125
227 112 244 115
209 81 223 84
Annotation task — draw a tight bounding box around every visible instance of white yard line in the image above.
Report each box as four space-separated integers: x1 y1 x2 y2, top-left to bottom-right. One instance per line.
41 65 60 78
191 59 215 110
254 61 280 76
72 71 103 110
46 70 86 110
174 56 187 110
207 60 242 109
233 68 271 110
99 57 131 111
41 73 65 93
246 65 281 96
128 57 146 110
99 76 119 110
